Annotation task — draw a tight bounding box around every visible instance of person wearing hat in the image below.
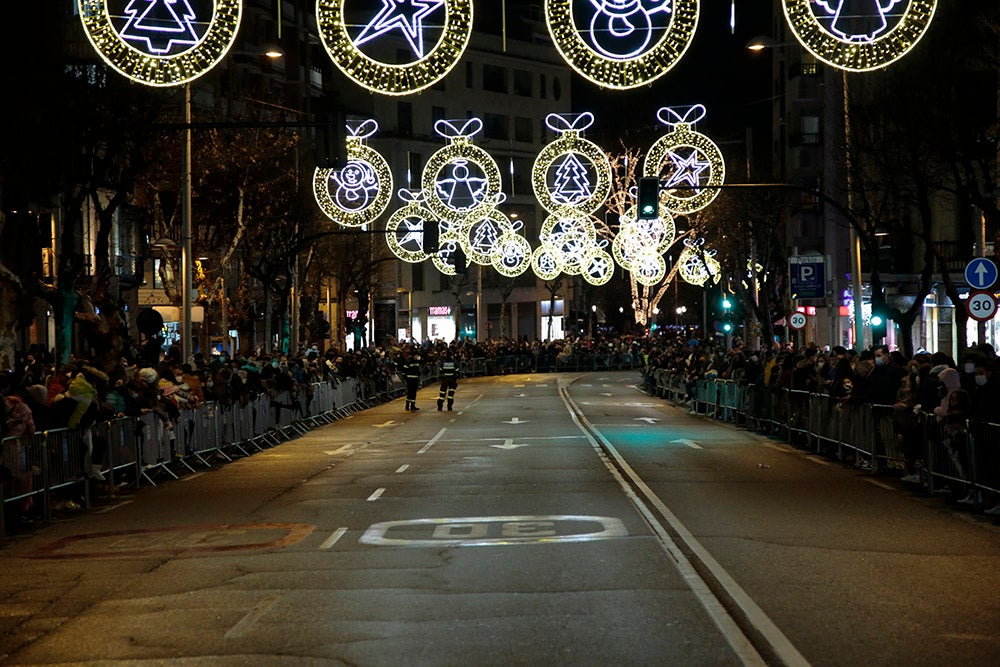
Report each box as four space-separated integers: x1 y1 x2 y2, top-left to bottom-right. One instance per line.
403 350 422 412
437 351 459 411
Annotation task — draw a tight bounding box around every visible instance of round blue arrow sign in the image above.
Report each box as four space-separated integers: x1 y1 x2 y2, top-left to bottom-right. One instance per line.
965 258 998 290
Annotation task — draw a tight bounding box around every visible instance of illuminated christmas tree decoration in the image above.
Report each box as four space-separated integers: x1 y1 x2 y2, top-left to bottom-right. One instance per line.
317 0 473 95
783 0 936 72
544 0 699 89
78 0 241 86
582 248 614 286
677 237 722 286
491 231 533 277
532 245 564 281
422 119 503 224
385 189 439 263
644 105 725 215
313 119 393 227
533 113 611 215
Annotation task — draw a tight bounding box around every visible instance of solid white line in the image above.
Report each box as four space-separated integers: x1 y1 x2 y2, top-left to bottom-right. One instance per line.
560 389 806 667
181 472 206 482
395 464 410 473
366 488 386 501
319 527 348 550
866 479 896 491
224 596 279 639
805 456 832 466
418 427 447 454
95 500 132 513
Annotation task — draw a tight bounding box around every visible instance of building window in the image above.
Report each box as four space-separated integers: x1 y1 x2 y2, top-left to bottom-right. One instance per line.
513 70 532 96
432 106 446 124
483 64 507 93
801 55 818 76
483 113 508 140
514 116 533 143
398 101 413 137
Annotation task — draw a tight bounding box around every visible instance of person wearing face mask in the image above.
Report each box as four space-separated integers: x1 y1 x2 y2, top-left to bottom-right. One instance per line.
852 345 906 406
969 358 1000 515
958 350 984 394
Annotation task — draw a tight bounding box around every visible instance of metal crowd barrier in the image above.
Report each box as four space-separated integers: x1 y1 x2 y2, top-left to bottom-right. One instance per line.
645 373 1000 507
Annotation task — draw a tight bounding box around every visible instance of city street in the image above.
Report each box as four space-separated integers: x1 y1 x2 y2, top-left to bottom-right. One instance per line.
1 371 998 666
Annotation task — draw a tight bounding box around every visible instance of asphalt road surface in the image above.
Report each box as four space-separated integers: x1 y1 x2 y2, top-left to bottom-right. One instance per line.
1 371 999 666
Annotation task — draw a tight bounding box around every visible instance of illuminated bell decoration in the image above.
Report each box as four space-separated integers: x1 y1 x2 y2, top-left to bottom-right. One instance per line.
531 245 564 281
317 0 473 95
78 0 241 87
533 113 612 215
422 119 504 224
677 238 722 287
544 0 699 90
491 232 532 278
313 119 393 227
385 190 438 263
644 105 725 216
783 0 937 72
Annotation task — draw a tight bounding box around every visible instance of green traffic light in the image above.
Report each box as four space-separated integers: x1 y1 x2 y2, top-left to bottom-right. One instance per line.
722 298 732 310
723 323 733 332
871 314 884 326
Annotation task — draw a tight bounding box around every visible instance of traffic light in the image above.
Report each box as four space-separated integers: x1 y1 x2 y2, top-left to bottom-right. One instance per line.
423 220 439 253
870 310 887 341
721 296 733 312
454 246 468 274
637 177 659 220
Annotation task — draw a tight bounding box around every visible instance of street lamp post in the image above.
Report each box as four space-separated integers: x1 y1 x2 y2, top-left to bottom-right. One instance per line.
181 83 193 363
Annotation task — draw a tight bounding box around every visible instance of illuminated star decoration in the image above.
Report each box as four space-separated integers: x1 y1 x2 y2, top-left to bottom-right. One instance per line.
812 0 904 42
354 0 446 59
663 150 710 188
119 0 201 55
397 217 425 249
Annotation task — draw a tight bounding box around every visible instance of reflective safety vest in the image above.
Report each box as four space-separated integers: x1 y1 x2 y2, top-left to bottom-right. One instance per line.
441 360 457 379
405 360 421 379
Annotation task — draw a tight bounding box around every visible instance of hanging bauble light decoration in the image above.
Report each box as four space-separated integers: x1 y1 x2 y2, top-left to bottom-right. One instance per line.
782 0 937 72
385 189 438 263
677 237 722 287
581 247 614 286
78 0 241 86
491 231 533 277
532 113 612 216
313 119 393 227
532 244 564 281
644 105 725 216
422 118 503 226
317 0 473 95
544 0 699 90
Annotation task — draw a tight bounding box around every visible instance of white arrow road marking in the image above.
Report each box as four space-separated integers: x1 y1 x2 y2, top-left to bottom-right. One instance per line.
514 384 526 388
490 438 530 450
671 438 703 449
504 417 529 424
373 420 397 428
635 417 660 424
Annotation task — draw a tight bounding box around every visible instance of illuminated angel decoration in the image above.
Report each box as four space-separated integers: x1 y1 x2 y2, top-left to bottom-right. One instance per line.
813 0 904 42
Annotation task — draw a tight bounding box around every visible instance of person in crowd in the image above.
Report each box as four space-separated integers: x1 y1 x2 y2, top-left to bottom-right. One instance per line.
970 357 1000 515
403 348 422 412
437 350 459 412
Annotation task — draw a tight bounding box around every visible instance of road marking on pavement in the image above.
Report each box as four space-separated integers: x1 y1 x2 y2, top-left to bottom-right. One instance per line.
373 420 397 428
318 527 348 550
503 417 528 424
360 515 627 547
395 464 410 473
182 472 206 482
418 427 448 454
367 488 386 502
95 500 132 514
805 456 831 466
671 438 702 449
635 417 660 424
762 442 792 454
490 439 529 450
325 443 354 455
866 479 896 491
225 596 279 639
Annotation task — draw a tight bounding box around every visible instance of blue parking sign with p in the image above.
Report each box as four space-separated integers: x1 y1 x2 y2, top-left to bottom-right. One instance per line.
790 259 825 299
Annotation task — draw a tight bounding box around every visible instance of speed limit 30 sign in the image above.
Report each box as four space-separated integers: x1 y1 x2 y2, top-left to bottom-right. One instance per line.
967 290 998 322
788 312 808 330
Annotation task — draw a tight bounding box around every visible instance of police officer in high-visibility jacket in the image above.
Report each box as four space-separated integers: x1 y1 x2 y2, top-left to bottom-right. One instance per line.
403 351 422 412
437 352 458 411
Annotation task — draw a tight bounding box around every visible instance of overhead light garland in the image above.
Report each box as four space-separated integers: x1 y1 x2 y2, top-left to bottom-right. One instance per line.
783 0 937 72
677 237 722 287
78 0 242 86
644 105 725 215
313 119 393 227
544 0 699 89
385 189 439 263
317 0 473 95
533 113 611 216
422 119 504 226
492 231 533 277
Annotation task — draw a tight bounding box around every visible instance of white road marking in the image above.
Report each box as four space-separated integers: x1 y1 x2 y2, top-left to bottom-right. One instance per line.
95 500 132 513
325 443 354 455
224 596 279 639
395 464 410 473
418 427 448 454
490 439 529 450
373 420 397 428
366 488 386 501
805 456 831 466
181 472 206 482
318 527 348 550
866 479 896 491
503 417 528 424
671 438 702 449
635 417 660 424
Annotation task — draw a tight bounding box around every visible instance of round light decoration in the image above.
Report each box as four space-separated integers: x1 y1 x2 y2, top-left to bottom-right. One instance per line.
532 245 564 281
466 208 515 266
491 232 533 278
422 119 503 224
644 105 726 215
677 237 722 287
544 0 699 89
582 248 614 286
317 0 473 95
432 240 466 276
783 0 937 72
78 0 241 86
533 113 612 215
385 190 438 263
313 119 393 227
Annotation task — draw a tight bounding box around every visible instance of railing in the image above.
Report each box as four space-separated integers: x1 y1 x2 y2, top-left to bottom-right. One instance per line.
646 370 1000 504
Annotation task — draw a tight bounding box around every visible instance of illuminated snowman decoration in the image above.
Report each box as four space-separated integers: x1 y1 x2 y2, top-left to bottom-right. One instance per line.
313 119 392 227
588 0 673 59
